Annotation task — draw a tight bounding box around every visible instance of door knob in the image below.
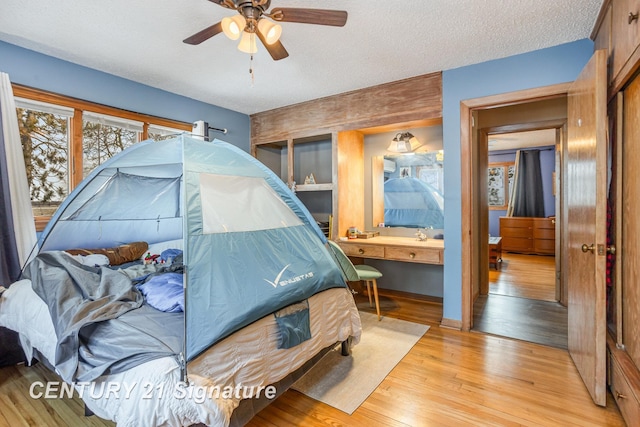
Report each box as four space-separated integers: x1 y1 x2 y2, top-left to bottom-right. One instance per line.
607 245 616 255
581 244 595 253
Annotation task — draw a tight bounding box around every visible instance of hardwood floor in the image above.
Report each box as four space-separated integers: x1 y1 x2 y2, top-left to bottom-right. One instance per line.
0 362 114 426
474 252 568 349
248 291 622 426
473 294 568 349
489 253 556 301
0 288 624 426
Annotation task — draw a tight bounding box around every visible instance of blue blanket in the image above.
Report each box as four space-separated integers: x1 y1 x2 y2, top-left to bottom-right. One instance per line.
136 272 184 313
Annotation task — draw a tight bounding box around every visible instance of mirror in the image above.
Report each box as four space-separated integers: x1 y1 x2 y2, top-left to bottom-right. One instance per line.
372 151 444 229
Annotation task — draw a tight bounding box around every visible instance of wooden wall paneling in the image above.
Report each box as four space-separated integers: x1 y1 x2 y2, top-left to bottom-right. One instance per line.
286 138 294 186
592 0 613 82
250 72 442 144
611 0 640 84
560 122 570 308
70 109 84 189
615 93 624 346
460 102 473 331
335 130 364 239
555 126 564 304
623 72 640 368
610 0 640 96
371 156 384 227
478 129 489 297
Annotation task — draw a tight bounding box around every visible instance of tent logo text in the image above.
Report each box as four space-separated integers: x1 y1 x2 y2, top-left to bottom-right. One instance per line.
264 265 314 288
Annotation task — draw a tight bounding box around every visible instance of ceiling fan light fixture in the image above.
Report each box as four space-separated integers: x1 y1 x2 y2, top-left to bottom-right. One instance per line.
387 132 422 153
237 31 258 54
257 19 282 44
221 15 246 40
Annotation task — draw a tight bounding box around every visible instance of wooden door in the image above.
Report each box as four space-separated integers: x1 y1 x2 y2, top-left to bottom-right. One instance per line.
622 73 640 368
566 49 608 407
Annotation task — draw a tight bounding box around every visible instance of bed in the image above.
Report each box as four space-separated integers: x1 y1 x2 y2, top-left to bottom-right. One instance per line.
0 246 362 426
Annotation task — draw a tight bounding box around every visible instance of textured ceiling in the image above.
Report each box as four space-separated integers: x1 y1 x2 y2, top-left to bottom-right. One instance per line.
489 129 556 151
0 0 603 115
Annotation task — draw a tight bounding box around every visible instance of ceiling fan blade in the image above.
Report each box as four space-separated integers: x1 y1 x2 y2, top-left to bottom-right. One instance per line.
183 22 223 45
270 8 348 27
207 0 236 9
256 29 289 60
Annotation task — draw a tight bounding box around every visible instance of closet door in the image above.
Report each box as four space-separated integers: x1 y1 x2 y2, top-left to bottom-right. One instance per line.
622 72 640 369
566 49 608 407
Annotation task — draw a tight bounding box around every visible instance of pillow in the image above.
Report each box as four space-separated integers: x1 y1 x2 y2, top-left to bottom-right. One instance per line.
145 239 184 257
65 241 149 266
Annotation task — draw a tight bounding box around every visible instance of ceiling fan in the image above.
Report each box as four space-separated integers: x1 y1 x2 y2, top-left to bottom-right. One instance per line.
183 0 348 60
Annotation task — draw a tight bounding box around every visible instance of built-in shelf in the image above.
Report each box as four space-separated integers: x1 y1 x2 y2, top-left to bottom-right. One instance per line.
295 183 334 192
253 132 337 237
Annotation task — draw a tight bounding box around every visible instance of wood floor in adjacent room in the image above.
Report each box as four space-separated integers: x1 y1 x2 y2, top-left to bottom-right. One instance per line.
473 252 568 349
0 284 624 426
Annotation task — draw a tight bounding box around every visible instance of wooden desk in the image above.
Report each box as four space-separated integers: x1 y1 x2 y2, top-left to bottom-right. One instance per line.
336 236 444 265
489 236 502 270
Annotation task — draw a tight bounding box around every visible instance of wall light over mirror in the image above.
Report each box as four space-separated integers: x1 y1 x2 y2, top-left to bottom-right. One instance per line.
372 150 444 230
387 131 422 153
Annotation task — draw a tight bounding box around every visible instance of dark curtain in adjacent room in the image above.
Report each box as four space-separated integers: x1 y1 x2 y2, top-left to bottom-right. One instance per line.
512 149 545 217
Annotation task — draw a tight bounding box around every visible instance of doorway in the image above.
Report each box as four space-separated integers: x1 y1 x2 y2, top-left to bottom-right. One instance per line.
472 126 567 349
459 83 572 348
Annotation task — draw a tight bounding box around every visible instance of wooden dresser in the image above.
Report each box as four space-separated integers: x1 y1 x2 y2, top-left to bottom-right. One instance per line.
499 216 555 255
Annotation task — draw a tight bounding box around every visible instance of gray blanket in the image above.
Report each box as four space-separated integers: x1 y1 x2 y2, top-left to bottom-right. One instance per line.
24 251 182 383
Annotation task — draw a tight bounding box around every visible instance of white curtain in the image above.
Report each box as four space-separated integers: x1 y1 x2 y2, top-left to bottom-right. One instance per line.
505 150 521 217
0 72 37 273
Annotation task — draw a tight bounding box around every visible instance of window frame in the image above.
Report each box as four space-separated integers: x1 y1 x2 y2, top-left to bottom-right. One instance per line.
488 161 515 210
13 84 192 229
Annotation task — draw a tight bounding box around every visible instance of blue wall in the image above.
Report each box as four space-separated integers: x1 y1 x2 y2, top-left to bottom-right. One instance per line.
2 39 596 322
0 41 250 151
441 39 594 322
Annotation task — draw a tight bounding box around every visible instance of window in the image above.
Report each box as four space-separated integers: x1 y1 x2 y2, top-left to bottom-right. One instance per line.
15 98 74 217
488 162 515 210
148 124 185 141
82 112 142 177
12 85 192 229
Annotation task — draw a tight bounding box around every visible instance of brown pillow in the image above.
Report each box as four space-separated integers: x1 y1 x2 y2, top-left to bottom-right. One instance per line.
66 241 149 266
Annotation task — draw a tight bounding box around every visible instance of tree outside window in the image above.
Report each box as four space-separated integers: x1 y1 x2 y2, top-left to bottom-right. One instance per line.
17 107 69 216
82 121 138 178
13 86 191 229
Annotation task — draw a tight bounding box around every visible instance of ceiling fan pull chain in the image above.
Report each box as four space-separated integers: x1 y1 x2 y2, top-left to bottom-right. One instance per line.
249 54 255 86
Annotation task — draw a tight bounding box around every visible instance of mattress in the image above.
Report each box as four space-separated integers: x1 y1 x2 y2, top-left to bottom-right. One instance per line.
0 280 361 427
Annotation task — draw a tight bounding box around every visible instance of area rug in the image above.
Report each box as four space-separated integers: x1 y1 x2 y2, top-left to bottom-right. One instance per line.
291 311 430 415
